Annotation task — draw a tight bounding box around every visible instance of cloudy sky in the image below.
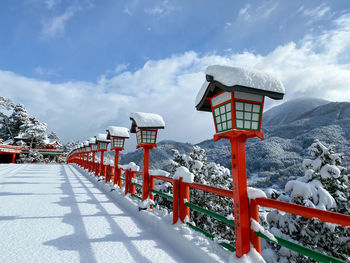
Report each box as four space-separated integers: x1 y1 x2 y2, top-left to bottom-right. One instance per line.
1 0 350 149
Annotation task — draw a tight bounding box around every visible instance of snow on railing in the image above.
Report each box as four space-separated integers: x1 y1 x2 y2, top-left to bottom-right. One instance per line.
67 153 350 262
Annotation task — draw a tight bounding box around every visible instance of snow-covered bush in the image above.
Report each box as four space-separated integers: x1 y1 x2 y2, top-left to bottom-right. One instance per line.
265 140 350 262
167 146 235 245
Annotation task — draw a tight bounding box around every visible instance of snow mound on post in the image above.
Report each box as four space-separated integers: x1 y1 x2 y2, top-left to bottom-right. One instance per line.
247 187 267 200
149 169 170 177
173 166 194 183
228 245 266 263
107 126 130 138
120 162 140 171
130 112 165 128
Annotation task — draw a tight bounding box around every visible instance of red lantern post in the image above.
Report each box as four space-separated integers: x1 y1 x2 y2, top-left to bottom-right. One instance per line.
106 126 130 186
129 112 165 201
195 65 285 257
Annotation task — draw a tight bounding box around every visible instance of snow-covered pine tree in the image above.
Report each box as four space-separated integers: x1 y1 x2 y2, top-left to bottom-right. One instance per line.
20 117 47 148
169 146 235 245
0 97 15 140
266 140 350 262
9 104 30 138
48 131 60 142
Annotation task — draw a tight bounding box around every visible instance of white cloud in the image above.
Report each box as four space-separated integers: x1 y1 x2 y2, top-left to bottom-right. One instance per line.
238 1 278 22
44 0 60 9
34 66 58 76
300 3 331 19
2 14 350 147
41 7 78 37
145 0 177 16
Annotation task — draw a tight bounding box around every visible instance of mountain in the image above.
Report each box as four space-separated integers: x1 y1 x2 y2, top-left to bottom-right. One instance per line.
118 98 350 189
262 97 329 126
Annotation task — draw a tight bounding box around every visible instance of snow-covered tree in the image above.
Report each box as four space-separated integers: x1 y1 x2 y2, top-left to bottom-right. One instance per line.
0 97 15 140
9 104 29 137
169 146 235 244
48 131 60 142
265 140 350 262
20 118 47 148
19 150 44 163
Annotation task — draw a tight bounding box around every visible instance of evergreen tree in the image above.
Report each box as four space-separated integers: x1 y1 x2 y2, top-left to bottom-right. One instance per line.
48 131 60 142
0 97 15 140
169 146 235 245
9 104 29 137
266 140 350 262
20 118 47 148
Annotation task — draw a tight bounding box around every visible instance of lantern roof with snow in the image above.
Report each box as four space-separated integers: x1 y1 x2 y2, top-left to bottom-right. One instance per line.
195 65 285 112
95 133 110 143
129 112 165 133
88 137 96 145
106 126 130 139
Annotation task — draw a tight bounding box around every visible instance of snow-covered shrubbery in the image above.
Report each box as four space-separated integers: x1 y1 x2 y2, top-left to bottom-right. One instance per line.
264 140 350 262
152 146 235 245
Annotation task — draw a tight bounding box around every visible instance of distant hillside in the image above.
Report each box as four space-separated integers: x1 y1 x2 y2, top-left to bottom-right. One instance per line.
118 98 350 188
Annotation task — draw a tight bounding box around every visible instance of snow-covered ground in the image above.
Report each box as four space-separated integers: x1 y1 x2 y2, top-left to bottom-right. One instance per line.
0 164 239 263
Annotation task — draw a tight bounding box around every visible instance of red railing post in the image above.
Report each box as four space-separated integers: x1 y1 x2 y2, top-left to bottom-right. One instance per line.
105 165 110 183
179 178 190 223
118 168 122 188
249 199 261 253
173 178 179 224
125 169 130 195
149 175 155 201
130 171 136 195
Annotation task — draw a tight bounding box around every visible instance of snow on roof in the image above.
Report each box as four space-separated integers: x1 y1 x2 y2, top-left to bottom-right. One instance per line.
88 137 96 144
95 133 110 143
106 126 130 138
196 65 285 111
84 140 89 146
130 112 165 131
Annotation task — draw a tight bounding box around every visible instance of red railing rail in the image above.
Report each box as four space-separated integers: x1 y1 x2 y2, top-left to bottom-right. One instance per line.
66 152 350 261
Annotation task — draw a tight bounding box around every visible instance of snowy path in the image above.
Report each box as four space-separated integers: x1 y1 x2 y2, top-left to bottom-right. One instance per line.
0 164 199 263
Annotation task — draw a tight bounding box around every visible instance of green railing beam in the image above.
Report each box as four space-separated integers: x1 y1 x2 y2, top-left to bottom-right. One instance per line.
185 202 234 227
255 232 346 263
151 189 173 201
132 182 143 188
187 223 236 252
131 193 142 200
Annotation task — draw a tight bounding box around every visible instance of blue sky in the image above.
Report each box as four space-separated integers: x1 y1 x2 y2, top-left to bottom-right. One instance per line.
1 0 350 147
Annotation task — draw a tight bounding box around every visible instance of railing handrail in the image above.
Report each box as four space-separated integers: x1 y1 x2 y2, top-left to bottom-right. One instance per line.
252 198 350 227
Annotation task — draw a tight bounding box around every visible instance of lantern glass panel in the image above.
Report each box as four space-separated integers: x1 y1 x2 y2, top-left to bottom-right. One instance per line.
136 129 141 145
213 101 232 133
91 144 98 151
141 130 157 144
99 142 108 150
235 101 261 131
112 138 124 148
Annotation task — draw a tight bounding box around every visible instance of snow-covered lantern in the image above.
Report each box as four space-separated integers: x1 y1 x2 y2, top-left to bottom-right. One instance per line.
195 65 285 258
106 126 130 150
129 112 165 148
95 133 110 151
84 140 90 152
196 65 284 140
129 112 165 201
89 137 98 151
